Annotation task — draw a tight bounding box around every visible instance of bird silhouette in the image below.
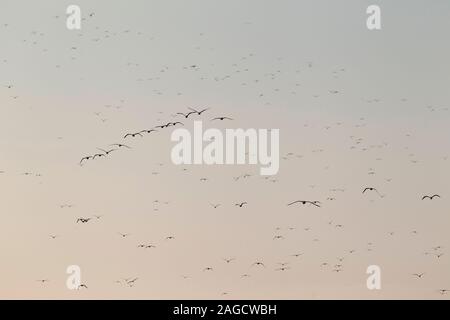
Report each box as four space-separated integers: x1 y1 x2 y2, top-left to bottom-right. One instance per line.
287 200 321 208
124 132 143 139
422 194 440 200
188 107 209 115
251 261 265 268
235 202 248 207
177 111 196 118
110 143 131 149
211 116 233 121
362 187 384 197
97 148 117 155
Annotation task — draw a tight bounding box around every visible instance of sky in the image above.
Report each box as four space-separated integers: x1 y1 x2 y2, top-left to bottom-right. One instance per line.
1 0 450 299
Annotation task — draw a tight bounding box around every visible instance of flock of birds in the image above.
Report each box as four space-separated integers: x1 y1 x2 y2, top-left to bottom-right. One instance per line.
1 6 449 299
79 106 234 166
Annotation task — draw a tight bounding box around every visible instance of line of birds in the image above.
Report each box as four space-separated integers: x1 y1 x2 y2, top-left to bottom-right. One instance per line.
79 107 235 166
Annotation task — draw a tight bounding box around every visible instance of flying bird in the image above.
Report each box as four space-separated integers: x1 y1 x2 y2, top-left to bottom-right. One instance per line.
362 187 384 197
422 194 440 200
124 132 143 139
110 143 131 149
211 117 233 121
188 107 209 115
287 200 321 207
167 121 184 127
139 129 158 134
177 111 196 118
92 153 106 159
251 262 265 268
235 202 248 208
118 233 131 238
36 279 49 284
79 156 93 165
97 148 117 155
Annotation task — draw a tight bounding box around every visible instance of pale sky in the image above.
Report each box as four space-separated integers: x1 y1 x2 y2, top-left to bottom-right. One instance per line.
1 0 450 299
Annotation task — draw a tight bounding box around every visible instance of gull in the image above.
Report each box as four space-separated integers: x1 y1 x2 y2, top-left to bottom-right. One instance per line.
80 156 93 165
276 267 290 271
223 258 235 264
176 111 196 118
362 187 384 197
78 284 88 289
210 203 221 209
110 143 131 149
167 121 184 127
97 148 117 155
291 253 303 258
124 132 143 139
77 218 91 223
413 273 425 279
235 202 248 208
251 261 265 268
166 236 175 240
211 117 233 121
287 200 321 208
49 235 58 239
126 278 138 287
36 279 49 284
118 233 131 238
188 107 209 115
203 267 214 272
139 129 158 134
273 235 284 240
92 153 106 159
422 194 440 200
438 289 450 295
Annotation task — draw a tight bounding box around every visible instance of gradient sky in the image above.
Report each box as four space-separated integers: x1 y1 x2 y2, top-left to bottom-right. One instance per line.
1 0 450 299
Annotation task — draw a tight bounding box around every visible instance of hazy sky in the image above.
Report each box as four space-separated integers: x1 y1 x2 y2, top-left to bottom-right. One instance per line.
1 0 450 299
